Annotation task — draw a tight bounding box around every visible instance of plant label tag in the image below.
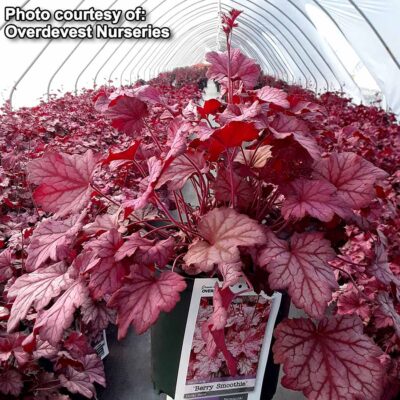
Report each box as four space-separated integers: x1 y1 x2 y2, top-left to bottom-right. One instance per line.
93 330 109 360
174 278 282 400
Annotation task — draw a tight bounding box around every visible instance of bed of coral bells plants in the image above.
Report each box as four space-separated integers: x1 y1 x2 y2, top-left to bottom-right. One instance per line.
0 8 399 400
0 82 203 398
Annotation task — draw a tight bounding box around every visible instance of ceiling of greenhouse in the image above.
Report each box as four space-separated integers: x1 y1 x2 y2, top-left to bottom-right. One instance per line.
1 0 399 114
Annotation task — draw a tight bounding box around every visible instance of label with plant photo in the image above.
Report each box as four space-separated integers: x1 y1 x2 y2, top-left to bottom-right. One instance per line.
174 279 282 400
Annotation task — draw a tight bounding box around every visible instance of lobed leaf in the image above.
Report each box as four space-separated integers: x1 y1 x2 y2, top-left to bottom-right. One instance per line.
108 266 186 338
273 315 384 400
259 231 337 317
27 150 101 217
184 208 266 273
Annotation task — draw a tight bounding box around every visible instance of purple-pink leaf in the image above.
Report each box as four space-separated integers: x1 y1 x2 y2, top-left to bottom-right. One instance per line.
84 229 125 299
219 262 244 289
259 231 337 317
132 85 161 104
270 114 320 160
0 333 29 365
0 248 13 282
81 297 115 333
0 369 23 397
26 215 81 271
114 232 151 260
81 354 106 386
314 152 388 209
131 236 175 267
206 48 260 89
336 284 370 320
123 156 163 211
256 86 290 108
83 211 126 235
108 266 186 338
156 151 208 191
94 90 110 112
377 292 400 337
166 117 192 159
184 208 266 273
60 367 95 398
213 169 253 209
106 95 148 135
115 233 174 268
7 262 74 332
273 315 384 400
368 242 400 286
282 179 351 222
34 280 88 346
234 145 272 168
209 284 235 331
27 150 101 217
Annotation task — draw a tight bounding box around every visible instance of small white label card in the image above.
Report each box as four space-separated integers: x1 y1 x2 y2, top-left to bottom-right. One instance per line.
174 278 282 400
93 330 109 360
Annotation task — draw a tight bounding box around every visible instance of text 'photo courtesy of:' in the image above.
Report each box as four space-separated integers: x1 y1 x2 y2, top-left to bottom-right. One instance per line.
0 1 399 400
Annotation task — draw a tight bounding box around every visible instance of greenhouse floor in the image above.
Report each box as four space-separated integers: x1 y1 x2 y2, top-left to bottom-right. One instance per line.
98 82 305 400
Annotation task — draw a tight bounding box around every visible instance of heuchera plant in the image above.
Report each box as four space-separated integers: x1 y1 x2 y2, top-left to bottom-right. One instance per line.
1 9 399 400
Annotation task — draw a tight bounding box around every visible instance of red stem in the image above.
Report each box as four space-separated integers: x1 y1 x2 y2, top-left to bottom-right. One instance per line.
226 31 233 104
330 264 371 302
143 224 177 238
173 192 186 226
90 184 121 208
144 120 163 153
227 149 236 208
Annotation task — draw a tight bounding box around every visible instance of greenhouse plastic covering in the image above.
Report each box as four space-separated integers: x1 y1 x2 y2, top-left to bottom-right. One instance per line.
1 0 400 114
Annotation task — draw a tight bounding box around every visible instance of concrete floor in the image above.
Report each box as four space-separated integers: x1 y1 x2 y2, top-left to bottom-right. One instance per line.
98 82 305 400
98 326 160 400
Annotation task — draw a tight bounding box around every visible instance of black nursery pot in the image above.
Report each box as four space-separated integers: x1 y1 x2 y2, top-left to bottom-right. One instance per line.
151 280 291 399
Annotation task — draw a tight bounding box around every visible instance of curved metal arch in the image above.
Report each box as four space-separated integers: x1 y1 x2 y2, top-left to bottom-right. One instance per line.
124 3 220 84
94 36 127 86
159 25 262 78
225 0 313 88
231 3 308 82
9 0 86 107
129 1 296 85
46 0 119 98
232 0 327 91
263 0 342 90
233 34 284 80
296 0 361 92
152 25 277 81
0 0 31 31
138 4 284 83
348 0 400 71
151 35 242 79
105 0 172 84
286 0 345 90
145 8 284 82
150 2 304 85
153 30 258 77
136 2 302 86
241 0 327 89
304 0 363 94
233 26 291 82
74 0 148 93
138 3 290 84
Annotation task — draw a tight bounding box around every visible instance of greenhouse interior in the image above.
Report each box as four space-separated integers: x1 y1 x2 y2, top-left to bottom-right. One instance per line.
0 1 399 399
